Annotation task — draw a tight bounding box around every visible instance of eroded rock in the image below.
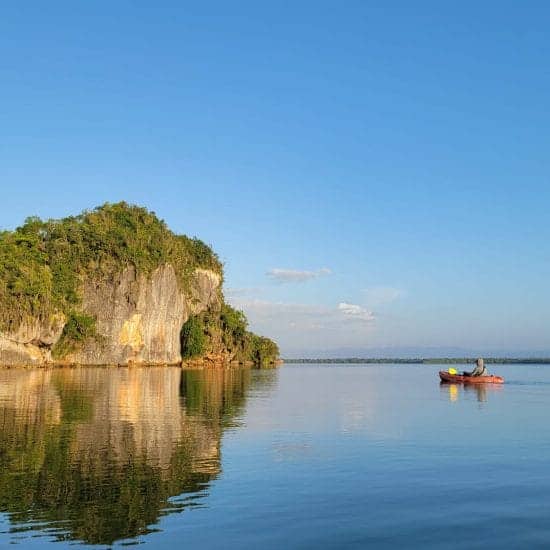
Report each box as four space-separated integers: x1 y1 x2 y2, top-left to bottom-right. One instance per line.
0 265 221 366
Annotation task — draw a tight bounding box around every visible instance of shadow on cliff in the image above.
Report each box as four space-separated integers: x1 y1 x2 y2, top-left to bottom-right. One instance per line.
0 366 277 545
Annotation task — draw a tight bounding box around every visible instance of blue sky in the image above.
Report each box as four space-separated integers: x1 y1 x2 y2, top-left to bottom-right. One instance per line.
2 1 549 355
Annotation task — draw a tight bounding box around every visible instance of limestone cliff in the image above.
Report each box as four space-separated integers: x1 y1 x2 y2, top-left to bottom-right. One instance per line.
70 265 221 365
0 265 221 366
0 202 278 367
0 314 66 366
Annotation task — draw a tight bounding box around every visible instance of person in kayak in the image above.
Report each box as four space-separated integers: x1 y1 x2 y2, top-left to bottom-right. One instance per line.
463 358 487 377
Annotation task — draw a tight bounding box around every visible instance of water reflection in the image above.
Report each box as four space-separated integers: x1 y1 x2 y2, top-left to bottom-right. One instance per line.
0 366 274 545
440 381 503 403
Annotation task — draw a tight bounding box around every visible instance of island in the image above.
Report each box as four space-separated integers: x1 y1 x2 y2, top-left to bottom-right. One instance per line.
0 202 279 367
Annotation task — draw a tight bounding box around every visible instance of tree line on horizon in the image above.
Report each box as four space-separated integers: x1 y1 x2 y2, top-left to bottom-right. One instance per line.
283 357 550 364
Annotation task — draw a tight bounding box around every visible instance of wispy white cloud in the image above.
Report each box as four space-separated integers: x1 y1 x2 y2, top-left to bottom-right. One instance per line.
225 296 378 353
228 298 375 332
229 299 326 325
266 267 332 283
337 302 375 322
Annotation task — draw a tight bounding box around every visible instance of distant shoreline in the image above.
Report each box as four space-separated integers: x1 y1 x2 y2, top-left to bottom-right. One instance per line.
283 358 550 365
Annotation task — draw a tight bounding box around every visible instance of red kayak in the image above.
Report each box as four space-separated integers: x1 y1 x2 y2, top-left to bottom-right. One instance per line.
439 370 504 384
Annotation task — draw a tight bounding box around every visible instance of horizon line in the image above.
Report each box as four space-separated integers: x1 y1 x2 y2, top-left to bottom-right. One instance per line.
283 357 550 364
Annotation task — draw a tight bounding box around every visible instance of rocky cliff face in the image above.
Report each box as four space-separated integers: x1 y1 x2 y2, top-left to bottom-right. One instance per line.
0 265 221 366
0 315 66 366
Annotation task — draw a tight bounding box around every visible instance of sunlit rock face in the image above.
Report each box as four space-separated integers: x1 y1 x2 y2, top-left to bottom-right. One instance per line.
0 366 252 545
0 314 65 366
0 265 221 366
70 265 222 365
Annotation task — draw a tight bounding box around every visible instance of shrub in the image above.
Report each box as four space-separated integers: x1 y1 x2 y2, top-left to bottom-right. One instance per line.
181 316 206 358
248 334 280 367
220 304 247 347
52 312 97 359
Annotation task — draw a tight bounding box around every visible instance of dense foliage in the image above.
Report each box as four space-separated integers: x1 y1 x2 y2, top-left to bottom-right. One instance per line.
248 334 280 367
180 304 280 366
0 202 222 351
51 312 98 359
180 316 206 358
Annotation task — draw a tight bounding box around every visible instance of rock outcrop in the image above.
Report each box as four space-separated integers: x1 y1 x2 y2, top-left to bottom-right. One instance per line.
0 314 66 366
0 202 278 367
0 265 221 366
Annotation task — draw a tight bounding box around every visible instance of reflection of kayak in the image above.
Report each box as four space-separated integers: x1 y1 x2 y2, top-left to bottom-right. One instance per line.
439 371 504 384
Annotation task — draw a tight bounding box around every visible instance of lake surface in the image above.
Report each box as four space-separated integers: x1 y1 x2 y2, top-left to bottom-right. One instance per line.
1 363 549 549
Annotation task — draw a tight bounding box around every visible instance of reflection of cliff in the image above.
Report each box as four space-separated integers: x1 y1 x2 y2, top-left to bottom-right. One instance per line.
0 366 256 545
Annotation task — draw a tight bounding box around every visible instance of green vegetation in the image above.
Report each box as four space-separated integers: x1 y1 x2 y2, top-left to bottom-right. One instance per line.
249 334 280 367
0 202 222 355
52 312 98 359
220 303 248 344
180 303 280 366
181 316 206 358
219 304 280 366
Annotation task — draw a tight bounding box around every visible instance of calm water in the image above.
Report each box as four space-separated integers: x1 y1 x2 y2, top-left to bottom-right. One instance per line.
1 364 550 549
